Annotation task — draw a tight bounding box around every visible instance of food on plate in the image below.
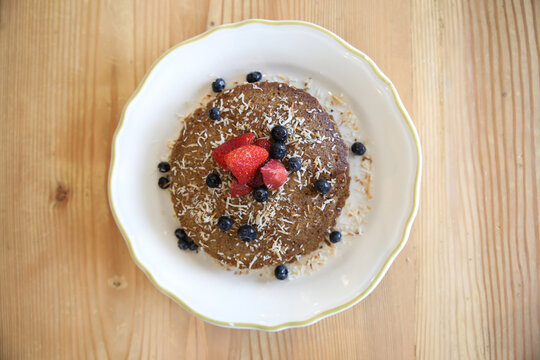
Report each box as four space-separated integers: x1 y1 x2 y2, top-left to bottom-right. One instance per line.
159 72 372 279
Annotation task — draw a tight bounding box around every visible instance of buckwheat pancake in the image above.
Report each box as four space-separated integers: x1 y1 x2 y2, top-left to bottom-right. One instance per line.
169 81 350 269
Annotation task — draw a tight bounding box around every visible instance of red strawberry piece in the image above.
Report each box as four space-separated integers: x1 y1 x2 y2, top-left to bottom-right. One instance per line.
260 159 288 189
247 170 264 188
224 145 269 185
230 179 253 198
253 138 272 152
212 133 256 169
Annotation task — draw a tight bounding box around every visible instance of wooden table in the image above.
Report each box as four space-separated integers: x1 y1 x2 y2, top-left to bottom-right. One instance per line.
1 0 538 358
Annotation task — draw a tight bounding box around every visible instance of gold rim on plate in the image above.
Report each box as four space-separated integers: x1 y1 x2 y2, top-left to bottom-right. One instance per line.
108 19 422 331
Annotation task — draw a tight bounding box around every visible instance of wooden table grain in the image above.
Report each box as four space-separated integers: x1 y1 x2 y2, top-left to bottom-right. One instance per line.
1 0 538 359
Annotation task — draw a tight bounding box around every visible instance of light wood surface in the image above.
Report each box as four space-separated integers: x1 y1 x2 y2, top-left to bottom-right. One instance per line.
1 0 538 359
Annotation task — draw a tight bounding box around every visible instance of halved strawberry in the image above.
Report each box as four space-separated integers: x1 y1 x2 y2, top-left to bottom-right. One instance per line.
224 145 269 185
260 159 288 189
247 170 264 188
230 179 253 198
253 138 272 152
212 133 256 169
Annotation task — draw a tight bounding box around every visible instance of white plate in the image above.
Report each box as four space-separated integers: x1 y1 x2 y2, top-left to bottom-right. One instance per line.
108 20 421 330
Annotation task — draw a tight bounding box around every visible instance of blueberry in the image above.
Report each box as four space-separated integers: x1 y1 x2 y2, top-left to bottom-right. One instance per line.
209 107 221 120
218 216 232 231
238 225 257 242
314 178 330 194
274 265 288 280
174 228 187 241
177 238 189 250
329 231 342 243
246 71 262 83
287 157 302 172
188 239 199 251
269 142 287 160
175 229 191 250
158 177 170 189
252 186 269 203
157 161 170 173
212 78 226 92
351 142 366 156
206 173 221 188
271 125 288 142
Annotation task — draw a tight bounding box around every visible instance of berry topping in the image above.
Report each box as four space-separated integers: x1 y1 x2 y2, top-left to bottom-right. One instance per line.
286 157 302 172
212 133 256 169
329 231 342 243
260 159 288 189
175 229 190 250
206 173 221 188
209 107 220 120
253 138 273 152
252 186 269 203
230 179 253 198
174 228 187 241
157 161 170 173
247 171 264 188
274 265 288 280
158 177 170 189
351 142 366 155
238 225 257 242
246 71 262 83
269 142 287 160
211 78 226 92
177 237 189 250
218 216 233 231
224 145 269 185
188 240 199 251
271 125 288 143
314 178 330 194
176 229 198 251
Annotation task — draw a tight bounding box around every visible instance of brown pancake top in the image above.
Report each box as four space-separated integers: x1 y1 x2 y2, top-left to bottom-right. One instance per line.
169 81 350 269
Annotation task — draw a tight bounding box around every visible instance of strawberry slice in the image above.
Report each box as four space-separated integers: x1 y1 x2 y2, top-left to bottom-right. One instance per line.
260 159 288 189
247 170 264 188
224 145 269 185
253 138 272 152
230 180 253 198
212 133 256 170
